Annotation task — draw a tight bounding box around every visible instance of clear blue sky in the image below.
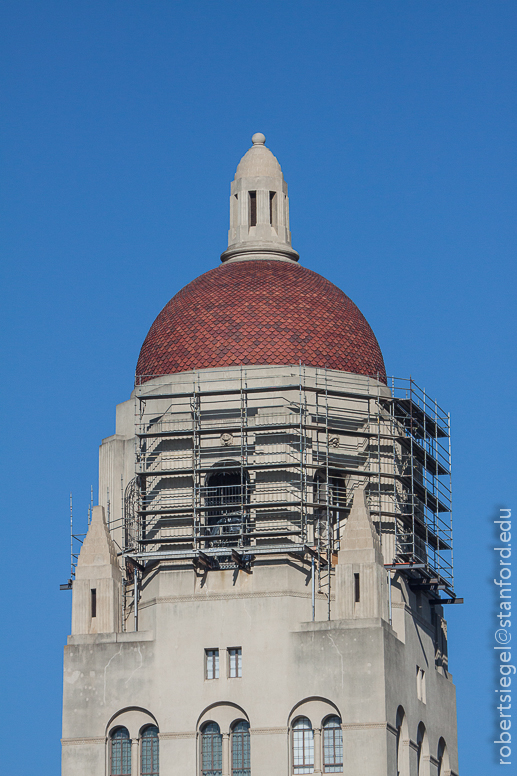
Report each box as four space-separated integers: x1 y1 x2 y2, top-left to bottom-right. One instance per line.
1 2 515 773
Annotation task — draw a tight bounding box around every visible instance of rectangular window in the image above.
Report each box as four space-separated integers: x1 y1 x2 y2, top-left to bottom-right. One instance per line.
354 573 360 603
91 588 97 618
269 191 277 230
205 649 219 680
228 647 242 678
416 666 426 702
249 191 257 227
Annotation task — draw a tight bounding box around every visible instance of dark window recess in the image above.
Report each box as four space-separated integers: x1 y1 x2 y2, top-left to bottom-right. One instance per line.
249 191 257 227
354 574 360 603
269 191 276 226
204 468 250 548
91 588 97 618
313 470 346 510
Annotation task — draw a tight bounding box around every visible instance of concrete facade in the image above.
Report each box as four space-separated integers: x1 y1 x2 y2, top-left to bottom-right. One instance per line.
63 518 458 775
62 136 459 776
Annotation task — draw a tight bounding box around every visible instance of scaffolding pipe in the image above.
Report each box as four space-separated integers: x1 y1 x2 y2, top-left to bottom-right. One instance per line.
120 475 124 533
325 367 331 622
134 569 139 632
388 570 392 626
312 555 315 622
70 493 73 580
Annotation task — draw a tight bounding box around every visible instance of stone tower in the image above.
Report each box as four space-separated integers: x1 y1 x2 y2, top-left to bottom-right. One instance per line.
62 135 460 776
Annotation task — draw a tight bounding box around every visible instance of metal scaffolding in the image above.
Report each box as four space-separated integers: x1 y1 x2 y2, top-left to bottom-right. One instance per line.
123 367 454 607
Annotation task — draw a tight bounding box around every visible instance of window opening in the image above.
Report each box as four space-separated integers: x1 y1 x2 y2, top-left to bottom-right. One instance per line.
313 470 345 541
141 726 159 776
110 727 131 776
249 192 257 228
205 468 249 547
228 647 242 678
416 667 426 703
269 191 277 229
205 649 219 680
232 720 250 776
437 738 448 776
292 717 314 774
395 708 407 776
91 588 97 618
201 722 222 776
354 574 360 603
322 716 343 773
416 724 426 776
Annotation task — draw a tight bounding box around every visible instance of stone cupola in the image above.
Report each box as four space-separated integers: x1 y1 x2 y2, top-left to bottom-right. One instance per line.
220 133 299 263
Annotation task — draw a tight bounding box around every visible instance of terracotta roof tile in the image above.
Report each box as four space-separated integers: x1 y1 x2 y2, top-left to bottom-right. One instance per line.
136 260 386 383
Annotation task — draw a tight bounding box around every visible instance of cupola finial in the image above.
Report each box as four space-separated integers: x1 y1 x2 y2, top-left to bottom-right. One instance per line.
220 134 299 264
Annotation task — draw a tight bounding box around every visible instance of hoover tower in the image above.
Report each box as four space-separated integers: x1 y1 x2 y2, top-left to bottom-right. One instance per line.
61 134 460 776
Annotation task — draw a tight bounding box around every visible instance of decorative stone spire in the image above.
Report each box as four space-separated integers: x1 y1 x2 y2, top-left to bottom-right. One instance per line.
220 133 299 263
335 485 389 622
339 485 384 565
71 506 122 635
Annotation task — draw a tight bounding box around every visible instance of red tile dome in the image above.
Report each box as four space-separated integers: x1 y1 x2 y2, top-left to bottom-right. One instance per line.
136 260 386 384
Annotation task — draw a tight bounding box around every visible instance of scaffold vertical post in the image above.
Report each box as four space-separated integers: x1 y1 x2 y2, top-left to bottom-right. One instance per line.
70 493 73 580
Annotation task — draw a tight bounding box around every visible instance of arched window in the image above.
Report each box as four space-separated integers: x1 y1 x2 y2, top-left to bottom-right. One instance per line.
201 722 223 776
231 720 250 776
395 707 403 776
292 717 314 774
110 727 131 776
141 725 159 776
416 723 428 776
437 738 449 776
396 722 401 775
205 467 249 546
322 716 343 773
